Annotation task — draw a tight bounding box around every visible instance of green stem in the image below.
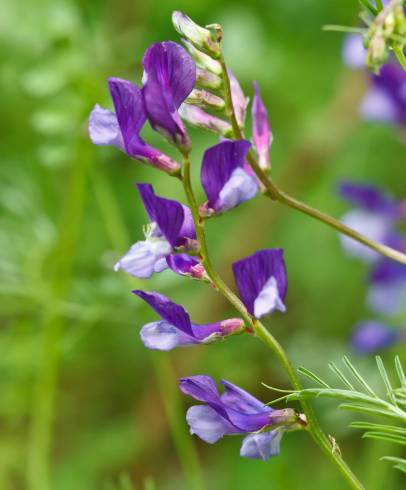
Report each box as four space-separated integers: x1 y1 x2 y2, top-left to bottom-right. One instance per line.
181 154 364 490
218 55 406 265
393 45 406 71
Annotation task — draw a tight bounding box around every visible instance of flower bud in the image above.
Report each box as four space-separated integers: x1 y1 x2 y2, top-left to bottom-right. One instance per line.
196 67 222 90
186 88 225 110
220 318 245 335
182 40 222 75
179 104 232 136
366 34 388 72
172 11 221 58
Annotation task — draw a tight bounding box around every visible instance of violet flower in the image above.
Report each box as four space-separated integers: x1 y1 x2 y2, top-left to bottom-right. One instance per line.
351 320 403 354
114 183 202 279
343 34 406 126
252 81 273 170
142 41 196 151
179 375 300 460
232 249 287 319
200 140 259 216
89 78 180 174
133 291 244 351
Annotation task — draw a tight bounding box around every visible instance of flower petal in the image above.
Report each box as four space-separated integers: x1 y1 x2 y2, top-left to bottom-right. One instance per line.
228 70 248 127
240 431 282 460
232 249 287 318
252 82 272 170
201 140 257 214
351 321 401 354
114 239 170 278
186 405 237 443
338 182 396 214
166 254 201 276
342 34 366 69
133 290 193 336
140 320 197 350
220 380 271 414
142 41 196 149
88 104 124 150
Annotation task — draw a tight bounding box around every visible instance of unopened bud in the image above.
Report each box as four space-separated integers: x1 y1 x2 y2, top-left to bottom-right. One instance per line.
196 67 222 90
182 40 222 75
220 318 245 335
186 88 225 110
366 34 388 71
172 11 221 58
179 104 232 136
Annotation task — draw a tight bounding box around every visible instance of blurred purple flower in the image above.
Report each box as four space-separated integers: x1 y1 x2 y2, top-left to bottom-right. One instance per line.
142 41 196 151
114 183 202 279
200 140 258 216
179 375 299 459
351 320 403 354
338 182 401 262
343 34 406 126
133 291 244 350
89 79 180 173
232 249 287 318
252 81 273 171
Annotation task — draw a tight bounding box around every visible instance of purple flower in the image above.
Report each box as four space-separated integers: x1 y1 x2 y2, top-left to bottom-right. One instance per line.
351 321 403 354
342 35 406 126
228 70 248 128
179 375 300 459
133 291 244 350
252 82 273 170
200 140 259 216
142 41 196 151
89 79 180 174
338 182 400 262
232 249 287 318
114 183 201 279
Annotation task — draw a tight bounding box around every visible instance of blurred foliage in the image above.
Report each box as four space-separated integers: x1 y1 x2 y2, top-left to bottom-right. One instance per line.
0 0 405 489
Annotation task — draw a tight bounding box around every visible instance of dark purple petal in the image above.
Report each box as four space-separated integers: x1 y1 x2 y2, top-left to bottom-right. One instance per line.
107 78 180 173
133 290 193 336
136 183 195 246
166 254 201 276
252 82 272 170
351 321 402 354
201 140 257 213
232 249 287 318
240 431 282 460
88 104 124 150
220 380 272 414
186 405 238 443
142 41 196 149
179 375 228 418
338 182 396 214
140 320 197 350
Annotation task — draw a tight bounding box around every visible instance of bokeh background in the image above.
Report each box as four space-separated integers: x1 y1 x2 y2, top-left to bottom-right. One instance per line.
1 0 405 489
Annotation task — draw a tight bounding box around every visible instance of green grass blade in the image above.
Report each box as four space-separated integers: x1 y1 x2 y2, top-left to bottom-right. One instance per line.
329 362 355 390
342 356 377 398
376 356 397 406
297 367 330 388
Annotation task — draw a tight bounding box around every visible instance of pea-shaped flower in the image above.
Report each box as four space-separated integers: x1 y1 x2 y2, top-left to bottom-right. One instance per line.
134 291 244 351
233 249 287 319
179 375 302 460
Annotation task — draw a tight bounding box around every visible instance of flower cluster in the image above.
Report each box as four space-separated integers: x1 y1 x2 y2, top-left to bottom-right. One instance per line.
338 182 405 353
89 11 301 460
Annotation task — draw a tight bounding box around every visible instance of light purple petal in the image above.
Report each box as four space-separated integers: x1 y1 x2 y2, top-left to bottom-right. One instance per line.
140 320 197 350
186 405 238 443
220 380 272 414
240 431 282 460
232 249 287 318
360 87 399 124
133 290 193 336
142 41 196 149
351 321 401 354
340 210 392 262
114 239 170 279
228 70 248 127
88 104 124 150
342 34 366 69
368 259 406 314
201 140 257 214
179 104 232 135
252 82 272 170
338 182 396 214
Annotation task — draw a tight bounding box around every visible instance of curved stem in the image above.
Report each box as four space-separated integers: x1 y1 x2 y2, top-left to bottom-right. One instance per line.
181 153 364 490
219 55 406 265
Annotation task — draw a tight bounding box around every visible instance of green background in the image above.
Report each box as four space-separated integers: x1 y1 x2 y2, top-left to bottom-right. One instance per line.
1 0 405 489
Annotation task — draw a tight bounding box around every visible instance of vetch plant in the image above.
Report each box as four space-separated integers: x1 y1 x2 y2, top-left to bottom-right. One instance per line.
88 9 406 489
